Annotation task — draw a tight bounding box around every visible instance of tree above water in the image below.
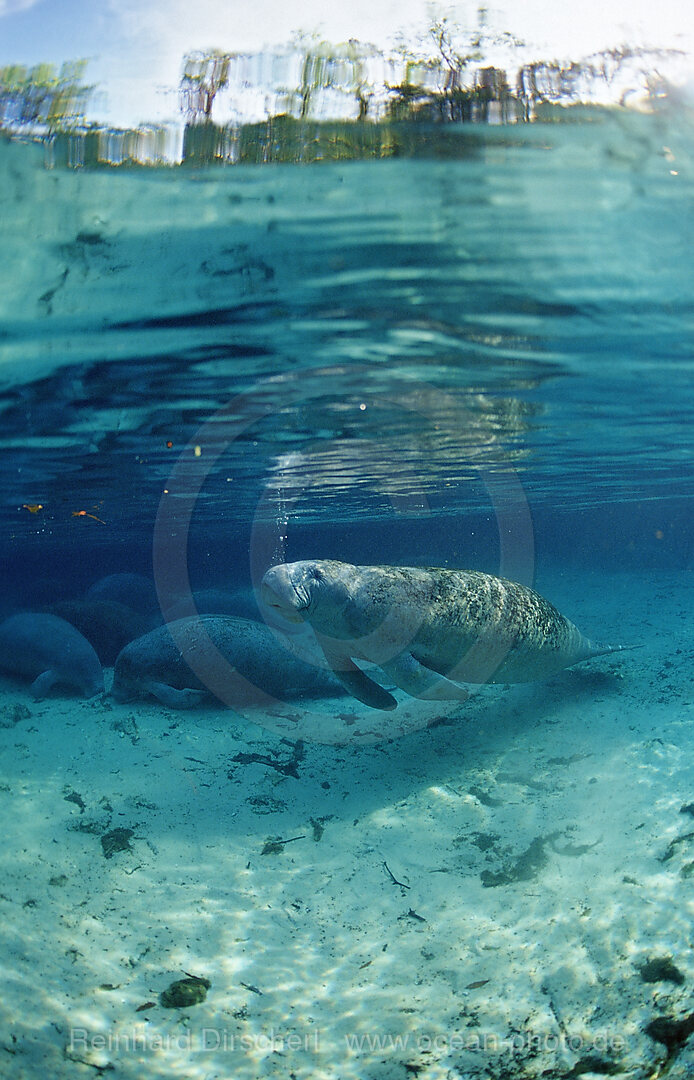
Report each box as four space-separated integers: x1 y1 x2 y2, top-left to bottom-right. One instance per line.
0 59 93 132
179 50 232 123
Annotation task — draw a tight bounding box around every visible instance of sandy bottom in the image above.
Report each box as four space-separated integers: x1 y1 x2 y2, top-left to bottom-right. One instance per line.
1 568 693 1080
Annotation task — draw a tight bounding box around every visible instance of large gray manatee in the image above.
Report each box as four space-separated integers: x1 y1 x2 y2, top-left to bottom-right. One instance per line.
47 599 152 665
0 612 104 699
261 560 629 711
111 614 345 708
86 572 158 616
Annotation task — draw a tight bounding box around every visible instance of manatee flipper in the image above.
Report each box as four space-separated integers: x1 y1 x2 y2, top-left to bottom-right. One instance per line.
586 642 643 659
145 680 208 709
380 652 470 702
30 669 58 700
318 639 397 711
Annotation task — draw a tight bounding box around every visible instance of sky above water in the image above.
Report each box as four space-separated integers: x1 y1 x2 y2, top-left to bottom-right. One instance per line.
0 0 692 126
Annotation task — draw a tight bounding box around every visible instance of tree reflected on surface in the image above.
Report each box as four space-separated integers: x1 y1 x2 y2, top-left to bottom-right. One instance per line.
0 7 684 167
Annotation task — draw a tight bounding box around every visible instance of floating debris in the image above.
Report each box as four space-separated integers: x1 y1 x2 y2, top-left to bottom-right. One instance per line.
383 861 410 889
399 909 426 923
261 834 306 855
231 739 305 778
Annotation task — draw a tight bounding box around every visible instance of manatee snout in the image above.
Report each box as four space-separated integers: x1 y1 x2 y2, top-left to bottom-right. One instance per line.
109 682 132 703
83 673 106 698
109 665 136 703
260 565 305 623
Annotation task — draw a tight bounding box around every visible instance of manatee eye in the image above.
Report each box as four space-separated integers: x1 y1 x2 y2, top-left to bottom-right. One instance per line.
312 568 324 582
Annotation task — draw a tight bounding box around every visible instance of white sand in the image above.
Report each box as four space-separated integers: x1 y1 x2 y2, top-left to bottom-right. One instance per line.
1 567 693 1079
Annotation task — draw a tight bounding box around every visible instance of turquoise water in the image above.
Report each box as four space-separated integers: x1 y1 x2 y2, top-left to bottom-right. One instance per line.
2 110 693 604
2 110 694 1079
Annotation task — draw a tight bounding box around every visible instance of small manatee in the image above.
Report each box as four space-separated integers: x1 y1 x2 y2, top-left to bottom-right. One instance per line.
0 612 104 699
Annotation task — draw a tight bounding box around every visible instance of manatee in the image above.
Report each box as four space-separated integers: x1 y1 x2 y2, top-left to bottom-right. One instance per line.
0 612 104 699
46 600 153 665
111 614 345 709
86 572 158 616
260 560 630 711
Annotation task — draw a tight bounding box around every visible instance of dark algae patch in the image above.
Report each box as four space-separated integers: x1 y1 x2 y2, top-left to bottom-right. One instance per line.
160 975 211 1008
0 702 30 727
468 785 504 807
645 1011 694 1051
310 815 333 841
230 739 305 778
638 956 685 985
101 827 134 859
481 834 555 887
63 788 86 813
469 831 499 853
564 1055 622 1077
659 831 694 862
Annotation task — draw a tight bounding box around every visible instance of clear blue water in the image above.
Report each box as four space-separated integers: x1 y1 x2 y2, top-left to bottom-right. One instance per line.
2 107 694 1078
2 109 693 617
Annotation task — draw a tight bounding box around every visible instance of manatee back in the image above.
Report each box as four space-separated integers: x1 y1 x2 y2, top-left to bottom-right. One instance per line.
329 565 602 685
113 615 343 705
187 615 342 701
202 615 343 700
411 569 599 684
